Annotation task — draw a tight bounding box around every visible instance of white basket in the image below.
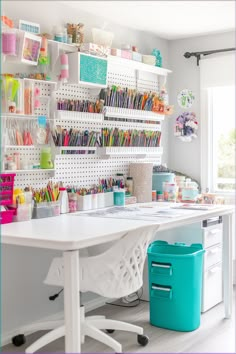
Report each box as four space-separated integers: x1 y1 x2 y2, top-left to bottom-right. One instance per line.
92 28 114 47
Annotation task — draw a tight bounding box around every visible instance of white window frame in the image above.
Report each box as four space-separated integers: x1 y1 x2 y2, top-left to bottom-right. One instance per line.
200 54 235 201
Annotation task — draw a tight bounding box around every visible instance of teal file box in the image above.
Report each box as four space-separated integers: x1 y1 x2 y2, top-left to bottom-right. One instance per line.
148 241 204 331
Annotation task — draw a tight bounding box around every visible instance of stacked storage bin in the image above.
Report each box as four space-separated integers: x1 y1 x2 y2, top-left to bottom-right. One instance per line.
0 173 16 224
148 240 205 331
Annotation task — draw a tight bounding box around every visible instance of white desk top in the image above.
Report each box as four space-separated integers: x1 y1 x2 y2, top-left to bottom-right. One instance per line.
1 203 234 251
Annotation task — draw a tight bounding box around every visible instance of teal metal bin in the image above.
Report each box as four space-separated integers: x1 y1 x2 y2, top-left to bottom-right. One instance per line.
148 241 205 332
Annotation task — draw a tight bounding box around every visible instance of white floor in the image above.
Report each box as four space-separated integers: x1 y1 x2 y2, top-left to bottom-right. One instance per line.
2 296 235 353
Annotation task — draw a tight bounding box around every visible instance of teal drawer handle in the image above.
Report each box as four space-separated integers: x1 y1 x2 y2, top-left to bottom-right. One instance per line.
151 284 172 299
151 262 172 276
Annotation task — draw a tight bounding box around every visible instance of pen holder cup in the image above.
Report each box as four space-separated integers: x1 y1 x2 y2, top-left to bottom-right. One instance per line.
77 195 92 211
32 201 60 219
91 193 98 209
13 203 32 222
104 192 114 208
97 193 105 209
114 190 125 206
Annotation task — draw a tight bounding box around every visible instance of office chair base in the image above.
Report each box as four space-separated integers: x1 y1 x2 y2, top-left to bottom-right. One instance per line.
23 309 145 353
12 334 26 347
137 334 149 346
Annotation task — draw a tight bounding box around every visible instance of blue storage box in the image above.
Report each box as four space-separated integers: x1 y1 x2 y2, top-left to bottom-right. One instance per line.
148 240 204 331
152 172 175 194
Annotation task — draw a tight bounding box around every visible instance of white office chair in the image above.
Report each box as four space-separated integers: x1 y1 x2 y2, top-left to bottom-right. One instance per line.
21 224 158 353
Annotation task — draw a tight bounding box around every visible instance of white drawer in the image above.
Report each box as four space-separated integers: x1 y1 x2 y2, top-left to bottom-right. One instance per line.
204 244 222 270
203 223 222 248
201 262 223 313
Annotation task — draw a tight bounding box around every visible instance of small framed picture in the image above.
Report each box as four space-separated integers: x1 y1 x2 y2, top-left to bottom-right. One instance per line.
19 20 40 34
21 32 41 65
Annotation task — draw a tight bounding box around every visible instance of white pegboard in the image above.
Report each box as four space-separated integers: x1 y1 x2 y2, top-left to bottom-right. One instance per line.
6 67 163 189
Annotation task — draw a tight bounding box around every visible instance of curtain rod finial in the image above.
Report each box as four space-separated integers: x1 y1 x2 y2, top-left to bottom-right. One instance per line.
184 52 192 58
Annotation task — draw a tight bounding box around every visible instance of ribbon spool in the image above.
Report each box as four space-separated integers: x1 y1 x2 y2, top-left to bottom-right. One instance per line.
59 53 69 82
2 32 16 55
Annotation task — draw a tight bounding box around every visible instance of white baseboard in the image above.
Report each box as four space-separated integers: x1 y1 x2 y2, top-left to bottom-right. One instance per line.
1 296 107 347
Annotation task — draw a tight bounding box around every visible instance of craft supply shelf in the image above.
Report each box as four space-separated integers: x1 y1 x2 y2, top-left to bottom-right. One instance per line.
4 169 55 174
97 147 163 158
103 107 165 122
56 110 103 122
3 39 171 188
56 146 97 155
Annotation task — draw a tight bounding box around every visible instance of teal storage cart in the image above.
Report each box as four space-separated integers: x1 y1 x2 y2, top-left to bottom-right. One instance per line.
148 241 204 332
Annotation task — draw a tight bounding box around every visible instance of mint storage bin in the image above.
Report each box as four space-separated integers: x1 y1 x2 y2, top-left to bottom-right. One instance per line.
148 241 204 332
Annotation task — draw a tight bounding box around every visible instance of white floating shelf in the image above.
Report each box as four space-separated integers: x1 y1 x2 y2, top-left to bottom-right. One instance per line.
48 40 79 53
2 113 39 119
57 146 97 152
56 146 97 155
56 110 103 122
5 145 39 149
108 55 172 76
23 78 57 85
4 169 55 173
103 107 164 122
97 146 163 158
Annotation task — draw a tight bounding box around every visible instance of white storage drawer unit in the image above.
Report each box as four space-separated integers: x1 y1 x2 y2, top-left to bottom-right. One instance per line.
142 216 223 312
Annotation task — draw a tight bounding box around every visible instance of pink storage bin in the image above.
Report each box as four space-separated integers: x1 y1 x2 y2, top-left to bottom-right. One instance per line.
0 173 16 206
0 209 15 224
121 50 132 60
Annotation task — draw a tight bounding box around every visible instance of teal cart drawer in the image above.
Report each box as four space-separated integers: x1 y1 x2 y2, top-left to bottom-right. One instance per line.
148 241 204 332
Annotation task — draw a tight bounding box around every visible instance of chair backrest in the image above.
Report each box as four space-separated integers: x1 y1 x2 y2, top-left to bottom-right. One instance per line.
44 224 159 299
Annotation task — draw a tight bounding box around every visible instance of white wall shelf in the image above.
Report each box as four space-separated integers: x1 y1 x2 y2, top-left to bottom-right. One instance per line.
4 169 55 174
97 146 163 158
103 106 165 122
56 110 103 122
56 146 97 154
108 55 172 76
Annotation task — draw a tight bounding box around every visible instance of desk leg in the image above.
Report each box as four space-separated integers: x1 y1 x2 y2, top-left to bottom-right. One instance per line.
63 250 81 353
222 213 233 319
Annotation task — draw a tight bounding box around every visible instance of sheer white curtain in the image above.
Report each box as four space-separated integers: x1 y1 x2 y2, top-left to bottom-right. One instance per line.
200 53 235 196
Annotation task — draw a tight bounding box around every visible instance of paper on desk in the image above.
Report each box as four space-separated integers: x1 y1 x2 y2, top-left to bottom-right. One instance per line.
75 206 189 221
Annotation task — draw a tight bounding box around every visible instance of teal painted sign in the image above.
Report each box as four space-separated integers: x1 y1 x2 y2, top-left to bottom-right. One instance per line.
80 54 107 85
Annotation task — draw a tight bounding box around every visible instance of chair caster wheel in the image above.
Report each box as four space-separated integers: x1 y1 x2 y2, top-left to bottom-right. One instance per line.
137 334 149 346
106 329 115 334
12 334 26 347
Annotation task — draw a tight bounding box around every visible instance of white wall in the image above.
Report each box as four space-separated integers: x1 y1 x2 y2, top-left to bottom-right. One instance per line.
168 31 235 184
1 0 169 341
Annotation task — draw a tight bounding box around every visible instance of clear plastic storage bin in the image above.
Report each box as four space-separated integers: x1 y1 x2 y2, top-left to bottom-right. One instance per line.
32 201 60 219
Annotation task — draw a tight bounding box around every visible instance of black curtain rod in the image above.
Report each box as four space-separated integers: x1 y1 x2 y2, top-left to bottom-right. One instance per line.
183 48 235 66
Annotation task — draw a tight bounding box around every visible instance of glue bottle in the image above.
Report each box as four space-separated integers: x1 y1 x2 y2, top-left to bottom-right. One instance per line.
59 187 69 214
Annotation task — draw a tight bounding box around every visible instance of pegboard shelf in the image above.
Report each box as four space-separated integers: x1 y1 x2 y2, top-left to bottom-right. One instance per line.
23 78 57 85
103 106 165 122
48 40 79 53
97 146 163 158
108 55 172 76
56 110 103 122
56 146 97 154
4 169 55 174
2 113 39 119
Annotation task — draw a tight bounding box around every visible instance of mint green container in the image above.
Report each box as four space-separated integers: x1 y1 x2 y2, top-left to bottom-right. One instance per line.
148 241 204 331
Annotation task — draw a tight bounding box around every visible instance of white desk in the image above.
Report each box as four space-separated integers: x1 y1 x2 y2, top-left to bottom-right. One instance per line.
1 204 234 353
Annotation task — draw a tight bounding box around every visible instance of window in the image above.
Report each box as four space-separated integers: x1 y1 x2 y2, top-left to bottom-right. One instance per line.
209 86 235 192
200 53 235 195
